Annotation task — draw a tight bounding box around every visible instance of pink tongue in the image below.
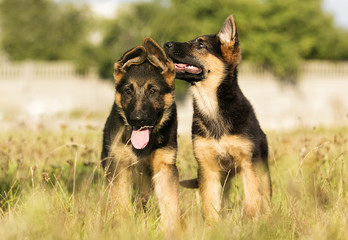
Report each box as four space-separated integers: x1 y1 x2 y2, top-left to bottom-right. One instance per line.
131 128 150 149
174 63 202 74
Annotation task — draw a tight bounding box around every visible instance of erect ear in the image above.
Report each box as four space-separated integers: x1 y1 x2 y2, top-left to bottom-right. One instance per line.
114 46 146 84
143 37 175 87
143 37 175 74
218 15 239 48
218 15 241 65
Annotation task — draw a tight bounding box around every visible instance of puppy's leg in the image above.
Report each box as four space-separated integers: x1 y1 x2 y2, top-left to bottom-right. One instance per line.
240 158 271 218
194 137 221 222
198 162 222 222
151 148 180 231
107 160 133 214
254 159 272 213
107 144 136 215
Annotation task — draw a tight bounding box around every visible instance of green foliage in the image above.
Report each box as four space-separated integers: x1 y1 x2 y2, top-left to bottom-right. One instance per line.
0 0 347 84
0 0 92 62
97 0 348 83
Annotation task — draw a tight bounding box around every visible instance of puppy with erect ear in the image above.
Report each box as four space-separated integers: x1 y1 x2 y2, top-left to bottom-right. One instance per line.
164 15 272 222
218 15 241 67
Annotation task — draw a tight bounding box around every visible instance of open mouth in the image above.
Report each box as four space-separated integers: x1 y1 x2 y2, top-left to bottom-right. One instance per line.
130 126 152 149
174 63 202 74
168 56 205 82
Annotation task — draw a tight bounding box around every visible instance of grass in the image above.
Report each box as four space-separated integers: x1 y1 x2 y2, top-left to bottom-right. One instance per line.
0 125 347 239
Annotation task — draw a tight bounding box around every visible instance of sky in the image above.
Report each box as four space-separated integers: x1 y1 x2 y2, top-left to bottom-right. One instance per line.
77 0 142 18
323 0 348 28
79 0 348 28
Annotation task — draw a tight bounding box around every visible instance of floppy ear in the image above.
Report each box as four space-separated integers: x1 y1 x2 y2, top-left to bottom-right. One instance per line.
114 46 146 84
114 46 147 73
143 37 175 87
143 37 175 74
218 15 241 65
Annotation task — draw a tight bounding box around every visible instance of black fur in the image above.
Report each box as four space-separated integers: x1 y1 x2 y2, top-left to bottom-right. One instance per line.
164 15 272 210
100 37 181 230
101 62 178 169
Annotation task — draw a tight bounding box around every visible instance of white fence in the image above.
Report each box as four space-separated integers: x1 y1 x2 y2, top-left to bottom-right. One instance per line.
1 60 348 81
0 60 347 131
299 61 348 78
0 61 99 81
238 60 348 80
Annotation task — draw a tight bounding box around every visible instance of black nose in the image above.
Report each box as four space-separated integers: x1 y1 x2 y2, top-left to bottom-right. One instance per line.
164 42 173 50
129 111 147 127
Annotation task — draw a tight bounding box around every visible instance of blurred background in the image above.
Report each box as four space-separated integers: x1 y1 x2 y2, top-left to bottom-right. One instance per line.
0 0 347 132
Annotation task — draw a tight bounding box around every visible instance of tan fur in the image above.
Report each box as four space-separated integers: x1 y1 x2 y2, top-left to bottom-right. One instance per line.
193 140 221 222
105 37 180 233
107 133 181 230
113 71 124 85
164 93 174 109
241 159 271 218
106 129 137 211
151 147 177 172
193 134 270 220
190 54 228 135
163 71 175 87
241 160 271 218
115 92 122 108
218 15 241 67
221 45 241 67
151 148 180 231
163 15 270 222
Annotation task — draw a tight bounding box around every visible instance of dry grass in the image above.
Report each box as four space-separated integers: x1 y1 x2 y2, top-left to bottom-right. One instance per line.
0 125 347 239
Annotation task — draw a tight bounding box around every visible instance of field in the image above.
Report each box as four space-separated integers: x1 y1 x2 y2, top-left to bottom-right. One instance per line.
0 124 347 239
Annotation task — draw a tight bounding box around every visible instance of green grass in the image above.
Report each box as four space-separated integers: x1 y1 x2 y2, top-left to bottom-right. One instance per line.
0 126 347 239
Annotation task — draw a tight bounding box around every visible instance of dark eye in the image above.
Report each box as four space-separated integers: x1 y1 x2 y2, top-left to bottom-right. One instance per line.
198 39 205 49
149 88 157 94
125 88 132 95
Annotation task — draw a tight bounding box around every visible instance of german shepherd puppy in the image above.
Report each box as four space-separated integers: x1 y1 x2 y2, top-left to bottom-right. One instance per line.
101 37 179 230
164 15 271 221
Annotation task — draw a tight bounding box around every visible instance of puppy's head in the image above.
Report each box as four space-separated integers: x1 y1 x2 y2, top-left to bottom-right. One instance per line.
113 37 175 149
164 15 241 83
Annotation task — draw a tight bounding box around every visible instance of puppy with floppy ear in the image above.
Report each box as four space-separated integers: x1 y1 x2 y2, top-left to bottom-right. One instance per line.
102 37 180 232
143 37 176 88
114 46 147 72
113 46 147 87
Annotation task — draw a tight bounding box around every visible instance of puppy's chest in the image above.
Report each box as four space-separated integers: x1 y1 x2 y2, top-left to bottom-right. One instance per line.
110 128 152 164
191 84 229 135
191 84 219 118
194 135 254 170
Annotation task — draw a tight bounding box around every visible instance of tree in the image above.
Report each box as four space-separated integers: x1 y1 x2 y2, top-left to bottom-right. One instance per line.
98 0 348 84
2 0 347 84
0 0 92 61
170 0 348 81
